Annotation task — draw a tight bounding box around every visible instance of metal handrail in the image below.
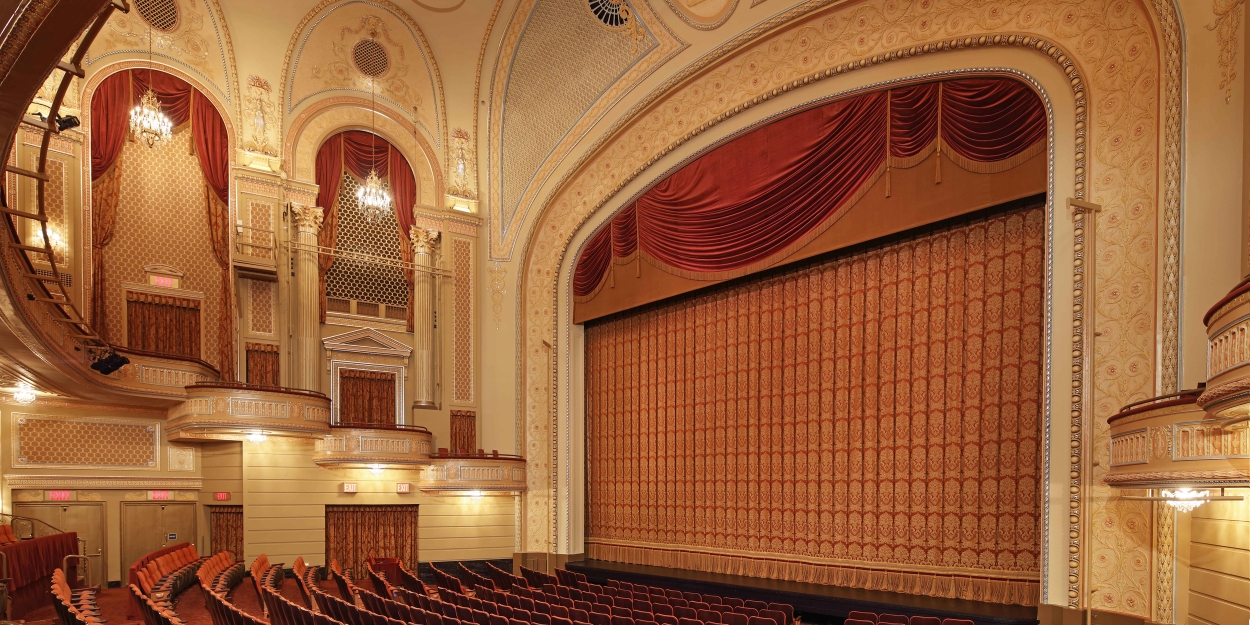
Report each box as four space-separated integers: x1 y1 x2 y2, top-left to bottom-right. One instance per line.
290 241 450 275
62 554 91 587
1 0 127 353
235 224 276 257
0 513 65 539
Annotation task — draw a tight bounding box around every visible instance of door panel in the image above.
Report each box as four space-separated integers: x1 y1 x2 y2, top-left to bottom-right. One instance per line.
120 504 167 572
13 503 106 584
160 503 196 548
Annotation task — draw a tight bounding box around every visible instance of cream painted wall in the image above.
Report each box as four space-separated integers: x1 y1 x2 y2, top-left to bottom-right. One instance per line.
1186 488 1250 625
1177 0 1247 391
239 436 513 567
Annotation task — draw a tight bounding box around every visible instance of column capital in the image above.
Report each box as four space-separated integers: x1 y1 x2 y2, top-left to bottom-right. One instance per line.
411 226 441 255
291 204 324 234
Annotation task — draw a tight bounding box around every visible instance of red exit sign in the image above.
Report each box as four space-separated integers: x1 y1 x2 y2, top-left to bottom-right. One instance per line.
48 491 71 501
148 491 170 500
214 492 231 501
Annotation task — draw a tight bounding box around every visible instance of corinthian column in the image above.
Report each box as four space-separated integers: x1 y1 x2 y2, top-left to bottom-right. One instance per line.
291 204 324 391
411 227 440 408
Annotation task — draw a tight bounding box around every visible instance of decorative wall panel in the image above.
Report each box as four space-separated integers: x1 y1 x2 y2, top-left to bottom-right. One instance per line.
107 130 224 369
452 237 474 403
249 280 274 335
586 207 1044 605
12 414 160 469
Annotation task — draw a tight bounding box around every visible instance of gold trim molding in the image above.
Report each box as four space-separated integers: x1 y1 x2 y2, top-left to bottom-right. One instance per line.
4 475 203 489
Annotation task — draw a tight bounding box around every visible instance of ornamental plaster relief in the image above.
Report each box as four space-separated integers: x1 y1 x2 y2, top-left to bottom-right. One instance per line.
516 0 1177 616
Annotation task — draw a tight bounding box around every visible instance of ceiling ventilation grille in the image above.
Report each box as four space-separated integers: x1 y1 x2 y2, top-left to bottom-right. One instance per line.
587 0 630 28
353 40 390 78
135 0 180 32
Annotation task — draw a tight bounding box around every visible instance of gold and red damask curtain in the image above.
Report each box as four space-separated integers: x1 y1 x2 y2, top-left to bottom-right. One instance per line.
338 369 396 425
245 343 279 387
325 505 418 580
450 410 477 453
208 505 243 561
126 292 201 359
585 205 1045 606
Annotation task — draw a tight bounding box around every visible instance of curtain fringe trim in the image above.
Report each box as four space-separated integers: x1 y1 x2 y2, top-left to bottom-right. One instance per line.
586 543 1039 607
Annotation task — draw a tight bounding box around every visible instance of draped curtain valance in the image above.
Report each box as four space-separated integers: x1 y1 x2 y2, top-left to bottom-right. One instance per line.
313 131 418 329
573 78 1045 298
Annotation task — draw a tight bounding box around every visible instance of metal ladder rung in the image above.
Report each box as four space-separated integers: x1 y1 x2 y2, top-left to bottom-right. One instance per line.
69 333 98 340
22 272 62 282
51 317 87 326
34 297 70 305
5 166 47 182
56 61 84 78
9 243 52 254
0 208 47 222
21 116 51 132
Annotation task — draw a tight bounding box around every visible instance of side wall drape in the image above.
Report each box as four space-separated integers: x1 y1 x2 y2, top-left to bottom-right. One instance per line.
390 149 417 332
208 505 243 560
125 292 201 359
585 204 1045 606
325 505 418 579
89 71 131 340
193 92 235 381
315 136 342 323
245 342 280 387
338 369 397 425
574 78 1045 295
449 410 477 453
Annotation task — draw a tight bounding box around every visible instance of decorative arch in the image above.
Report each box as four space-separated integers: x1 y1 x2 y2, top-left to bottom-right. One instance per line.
513 0 1182 618
286 97 442 208
278 0 446 153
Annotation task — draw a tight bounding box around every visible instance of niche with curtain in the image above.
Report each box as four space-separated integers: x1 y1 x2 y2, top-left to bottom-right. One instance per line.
338 368 398 425
88 69 234 377
208 505 243 560
324 505 418 579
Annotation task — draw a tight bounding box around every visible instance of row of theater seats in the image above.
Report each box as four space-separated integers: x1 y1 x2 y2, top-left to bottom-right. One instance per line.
51 568 101 625
250 553 284 598
846 612 973 625
135 545 206 600
130 584 186 625
198 552 244 595
202 578 266 625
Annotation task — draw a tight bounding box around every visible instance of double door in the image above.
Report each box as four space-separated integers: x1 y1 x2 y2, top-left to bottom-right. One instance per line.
12 503 105 585
120 503 197 574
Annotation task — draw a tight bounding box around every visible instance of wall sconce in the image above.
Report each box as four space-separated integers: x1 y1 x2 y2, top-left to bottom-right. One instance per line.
245 431 267 444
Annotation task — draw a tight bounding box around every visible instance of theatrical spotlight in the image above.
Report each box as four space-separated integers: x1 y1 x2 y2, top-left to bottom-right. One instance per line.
89 350 130 375
55 115 80 131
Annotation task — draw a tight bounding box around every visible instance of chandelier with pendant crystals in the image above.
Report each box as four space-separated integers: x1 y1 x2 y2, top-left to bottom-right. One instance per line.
356 169 391 222
130 24 172 148
130 88 173 148
1160 488 1210 513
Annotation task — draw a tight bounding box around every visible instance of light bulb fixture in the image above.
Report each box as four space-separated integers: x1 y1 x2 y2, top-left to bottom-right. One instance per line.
1161 488 1210 512
12 382 36 405
130 24 172 148
356 169 391 222
368 464 384 475
467 490 483 499
245 431 267 444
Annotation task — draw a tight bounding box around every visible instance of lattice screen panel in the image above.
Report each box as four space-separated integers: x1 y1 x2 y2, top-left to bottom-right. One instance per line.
325 171 408 307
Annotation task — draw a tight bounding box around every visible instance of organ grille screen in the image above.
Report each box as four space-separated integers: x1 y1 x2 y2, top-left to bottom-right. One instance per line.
135 0 180 32
352 40 389 77
325 171 408 308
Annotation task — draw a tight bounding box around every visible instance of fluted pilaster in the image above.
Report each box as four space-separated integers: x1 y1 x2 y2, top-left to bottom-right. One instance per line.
412 227 440 408
291 204 324 391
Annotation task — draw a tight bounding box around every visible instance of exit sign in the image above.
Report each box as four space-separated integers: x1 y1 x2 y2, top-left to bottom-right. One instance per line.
214 492 231 501
48 491 71 501
342 483 357 493
148 491 171 500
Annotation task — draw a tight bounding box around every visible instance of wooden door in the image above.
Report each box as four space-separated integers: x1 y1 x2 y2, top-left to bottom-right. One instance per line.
120 503 197 572
12 503 106 585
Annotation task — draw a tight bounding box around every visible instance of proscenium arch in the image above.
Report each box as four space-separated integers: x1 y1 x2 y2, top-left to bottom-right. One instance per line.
286 97 444 208
515 0 1177 616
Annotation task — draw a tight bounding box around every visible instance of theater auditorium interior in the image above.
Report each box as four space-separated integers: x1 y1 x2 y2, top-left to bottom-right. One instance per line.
0 1 1248 625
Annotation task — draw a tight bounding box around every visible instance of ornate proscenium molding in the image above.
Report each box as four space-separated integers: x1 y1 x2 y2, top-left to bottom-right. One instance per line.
165 383 332 441
313 423 434 469
421 452 527 494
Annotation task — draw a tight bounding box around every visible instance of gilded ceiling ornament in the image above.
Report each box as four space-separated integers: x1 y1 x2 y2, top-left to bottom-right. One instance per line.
104 0 213 72
242 75 278 157
1207 0 1245 103
487 261 507 327
447 128 476 199
311 16 418 110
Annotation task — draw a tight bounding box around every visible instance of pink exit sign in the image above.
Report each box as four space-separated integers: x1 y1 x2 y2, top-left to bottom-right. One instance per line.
214 492 231 501
150 275 176 288
148 491 171 500
48 491 71 501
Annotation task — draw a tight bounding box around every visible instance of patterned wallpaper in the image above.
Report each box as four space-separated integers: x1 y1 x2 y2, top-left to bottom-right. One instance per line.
13 414 159 469
107 129 223 367
452 237 473 403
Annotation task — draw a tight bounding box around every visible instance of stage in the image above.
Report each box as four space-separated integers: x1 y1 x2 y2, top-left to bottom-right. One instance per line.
565 560 1039 625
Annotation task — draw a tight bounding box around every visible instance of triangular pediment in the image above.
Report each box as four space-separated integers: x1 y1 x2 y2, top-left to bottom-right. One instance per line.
322 327 413 357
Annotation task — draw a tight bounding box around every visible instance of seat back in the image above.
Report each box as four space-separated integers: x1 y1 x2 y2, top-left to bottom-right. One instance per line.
847 612 878 623
880 615 908 625
697 610 721 623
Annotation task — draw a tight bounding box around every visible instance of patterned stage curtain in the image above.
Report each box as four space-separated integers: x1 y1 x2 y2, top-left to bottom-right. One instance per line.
208 505 243 560
339 369 396 425
245 343 279 387
325 505 419 579
450 410 477 453
585 205 1044 606
126 292 201 359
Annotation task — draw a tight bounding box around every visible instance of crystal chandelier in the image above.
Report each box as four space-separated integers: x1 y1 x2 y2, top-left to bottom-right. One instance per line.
356 169 391 222
356 68 392 222
1161 488 1210 512
12 382 35 405
130 25 172 148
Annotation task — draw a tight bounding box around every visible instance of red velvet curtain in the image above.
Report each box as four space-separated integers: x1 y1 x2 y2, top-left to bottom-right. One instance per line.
246 342 280 386
126 292 201 359
325 505 419 580
130 70 193 126
342 130 390 179
315 136 342 323
209 506 243 561
193 89 235 380
574 77 1046 296
449 410 477 453
338 369 397 425
91 72 130 181
89 72 131 340
390 148 417 332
